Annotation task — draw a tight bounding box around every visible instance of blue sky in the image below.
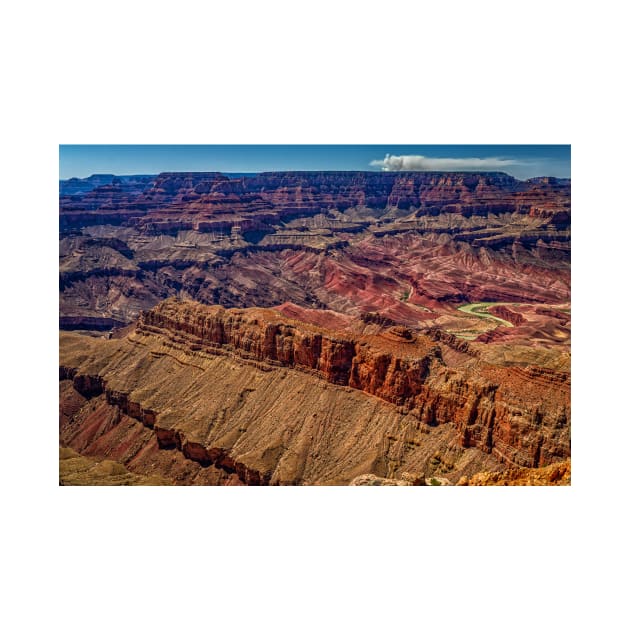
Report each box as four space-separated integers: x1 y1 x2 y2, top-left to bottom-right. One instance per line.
59 145 570 180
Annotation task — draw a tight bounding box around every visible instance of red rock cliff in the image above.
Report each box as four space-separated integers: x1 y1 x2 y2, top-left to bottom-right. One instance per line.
134 299 570 468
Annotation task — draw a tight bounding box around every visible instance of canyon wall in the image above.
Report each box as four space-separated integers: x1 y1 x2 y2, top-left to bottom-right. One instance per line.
60 300 570 485
60 170 570 234
59 171 570 327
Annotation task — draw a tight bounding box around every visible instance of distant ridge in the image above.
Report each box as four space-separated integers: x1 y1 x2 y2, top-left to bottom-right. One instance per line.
59 174 155 196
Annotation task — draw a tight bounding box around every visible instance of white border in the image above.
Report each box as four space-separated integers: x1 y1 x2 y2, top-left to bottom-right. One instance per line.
4 1 627 629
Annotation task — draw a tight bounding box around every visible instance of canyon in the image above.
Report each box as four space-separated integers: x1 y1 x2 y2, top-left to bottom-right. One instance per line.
59 170 570 485
60 171 570 326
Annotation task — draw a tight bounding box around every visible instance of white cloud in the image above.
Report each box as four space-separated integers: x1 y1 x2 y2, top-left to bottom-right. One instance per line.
369 154 521 172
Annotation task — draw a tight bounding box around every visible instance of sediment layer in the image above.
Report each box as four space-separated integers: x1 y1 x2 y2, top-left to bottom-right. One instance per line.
59 299 570 485
60 171 570 326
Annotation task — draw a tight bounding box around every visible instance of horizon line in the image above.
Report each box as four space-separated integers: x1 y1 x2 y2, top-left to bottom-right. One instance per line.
60 169 571 180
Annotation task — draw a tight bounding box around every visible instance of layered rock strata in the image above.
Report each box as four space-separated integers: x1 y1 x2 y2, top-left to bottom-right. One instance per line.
59 447 172 486
60 299 570 485
60 171 570 234
60 171 570 327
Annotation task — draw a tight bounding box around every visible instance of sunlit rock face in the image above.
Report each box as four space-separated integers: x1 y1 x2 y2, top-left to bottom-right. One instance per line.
59 299 570 485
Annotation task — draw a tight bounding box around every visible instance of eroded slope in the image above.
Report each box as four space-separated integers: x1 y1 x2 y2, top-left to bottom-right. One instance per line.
60 299 570 485
59 171 570 328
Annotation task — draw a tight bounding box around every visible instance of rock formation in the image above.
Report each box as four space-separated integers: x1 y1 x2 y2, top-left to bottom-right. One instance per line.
59 300 570 485
59 169 570 485
59 171 570 328
59 447 172 486
457 459 571 486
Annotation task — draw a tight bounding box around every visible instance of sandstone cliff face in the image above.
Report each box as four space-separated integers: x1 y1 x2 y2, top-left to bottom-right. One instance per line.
140 299 440 398
142 300 570 469
59 300 569 485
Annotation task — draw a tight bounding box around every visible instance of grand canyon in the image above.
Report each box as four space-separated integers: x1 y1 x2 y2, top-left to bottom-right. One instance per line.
59 167 570 485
